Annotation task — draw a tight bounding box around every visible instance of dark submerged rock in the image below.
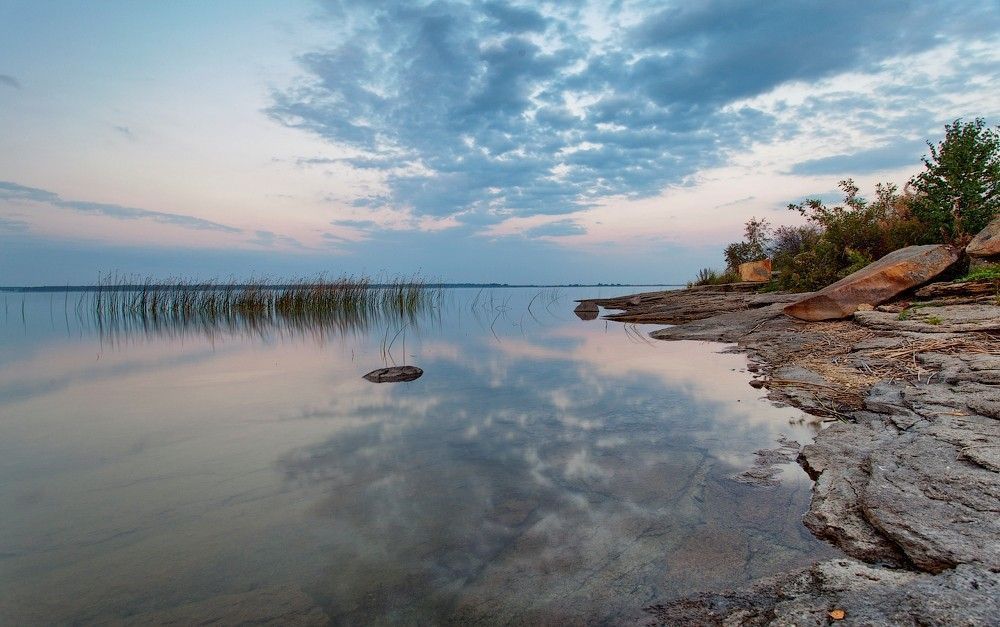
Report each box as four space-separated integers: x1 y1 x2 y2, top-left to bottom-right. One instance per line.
363 365 423 383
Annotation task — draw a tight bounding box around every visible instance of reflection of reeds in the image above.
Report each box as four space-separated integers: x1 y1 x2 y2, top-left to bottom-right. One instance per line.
85 273 441 342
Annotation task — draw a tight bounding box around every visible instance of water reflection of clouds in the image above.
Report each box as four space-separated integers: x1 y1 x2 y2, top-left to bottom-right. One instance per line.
0 289 832 624
495 325 807 429
274 318 826 622
0 341 228 407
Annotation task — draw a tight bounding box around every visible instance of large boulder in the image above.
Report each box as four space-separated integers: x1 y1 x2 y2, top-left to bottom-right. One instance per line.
738 259 772 282
783 245 960 321
966 216 1000 258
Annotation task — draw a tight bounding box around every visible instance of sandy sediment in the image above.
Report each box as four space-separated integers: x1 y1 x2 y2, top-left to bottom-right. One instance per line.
583 285 1000 625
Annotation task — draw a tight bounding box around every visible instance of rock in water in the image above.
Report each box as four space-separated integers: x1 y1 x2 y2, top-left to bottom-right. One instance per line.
966 216 1000 258
783 245 960 321
573 300 599 320
363 365 423 383
739 259 772 282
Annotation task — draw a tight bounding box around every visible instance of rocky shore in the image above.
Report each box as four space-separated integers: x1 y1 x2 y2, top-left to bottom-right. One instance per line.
582 281 1000 625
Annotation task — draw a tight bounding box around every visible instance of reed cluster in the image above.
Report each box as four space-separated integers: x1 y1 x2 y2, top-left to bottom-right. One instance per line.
85 273 441 337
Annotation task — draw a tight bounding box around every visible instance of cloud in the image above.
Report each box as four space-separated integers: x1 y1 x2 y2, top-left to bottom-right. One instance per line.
0 215 29 232
788 141 927 176
321 231 351 243
523 219 586 238
332 218 378 229
627 1 974 107
349 196 390 209
713 196 756 209
268 1 997 229
0 74 19 89
251 229 303 248
0 180 242 233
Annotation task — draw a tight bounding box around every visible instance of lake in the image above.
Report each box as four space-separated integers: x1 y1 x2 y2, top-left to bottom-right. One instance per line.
0 287 834 624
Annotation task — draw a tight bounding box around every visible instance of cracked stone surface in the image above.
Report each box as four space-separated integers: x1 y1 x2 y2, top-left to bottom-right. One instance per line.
855 304 1000 333
643 558 1000 626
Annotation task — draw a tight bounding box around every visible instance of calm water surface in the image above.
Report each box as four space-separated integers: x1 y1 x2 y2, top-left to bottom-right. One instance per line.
0 288 834 624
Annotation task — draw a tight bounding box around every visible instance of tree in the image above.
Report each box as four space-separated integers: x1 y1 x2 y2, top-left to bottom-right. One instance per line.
910 118 1000 242
723 216 771 271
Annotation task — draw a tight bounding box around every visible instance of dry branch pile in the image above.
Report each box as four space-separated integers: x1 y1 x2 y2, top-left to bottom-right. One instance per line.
863 333 1000 383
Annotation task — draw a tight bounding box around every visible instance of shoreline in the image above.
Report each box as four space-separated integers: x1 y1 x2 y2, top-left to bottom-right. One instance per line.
585 285 999 625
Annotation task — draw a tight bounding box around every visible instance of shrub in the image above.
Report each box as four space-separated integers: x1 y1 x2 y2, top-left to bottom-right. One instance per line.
773 180 926 290
688 267 740 287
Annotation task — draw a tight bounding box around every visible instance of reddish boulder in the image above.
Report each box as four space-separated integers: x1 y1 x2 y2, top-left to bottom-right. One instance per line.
966 216 1000 258
739 259 772 282
784 245 960 321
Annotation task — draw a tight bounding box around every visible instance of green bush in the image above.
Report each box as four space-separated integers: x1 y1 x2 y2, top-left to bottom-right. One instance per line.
688 267 740 287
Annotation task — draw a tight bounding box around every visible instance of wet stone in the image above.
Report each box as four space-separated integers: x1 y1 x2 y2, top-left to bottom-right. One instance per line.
574 300 600 320
363 365 423 383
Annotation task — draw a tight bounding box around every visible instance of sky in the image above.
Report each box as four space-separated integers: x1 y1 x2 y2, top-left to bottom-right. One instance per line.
1 0 998 286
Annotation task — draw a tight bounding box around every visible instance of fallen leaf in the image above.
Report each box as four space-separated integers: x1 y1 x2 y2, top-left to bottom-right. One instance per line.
829 608 846 620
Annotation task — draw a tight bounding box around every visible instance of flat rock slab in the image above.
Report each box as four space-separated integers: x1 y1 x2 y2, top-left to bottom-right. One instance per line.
863 425 1000 573
855 303 1000 333
915 278 1000 299
600 289 804 327
799 420 909 566
363 365 423 383
784 244 960 321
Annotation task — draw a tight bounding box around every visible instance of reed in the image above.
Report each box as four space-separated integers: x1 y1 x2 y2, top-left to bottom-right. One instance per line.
84 273 441 339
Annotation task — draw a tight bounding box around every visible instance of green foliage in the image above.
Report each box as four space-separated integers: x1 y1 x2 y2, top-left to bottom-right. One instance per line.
688 267 740 287
959 264 1000 282
773 180 925 291
910 118 1000 242
926 315 943 325
723 216 771 271
715 117 997 293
